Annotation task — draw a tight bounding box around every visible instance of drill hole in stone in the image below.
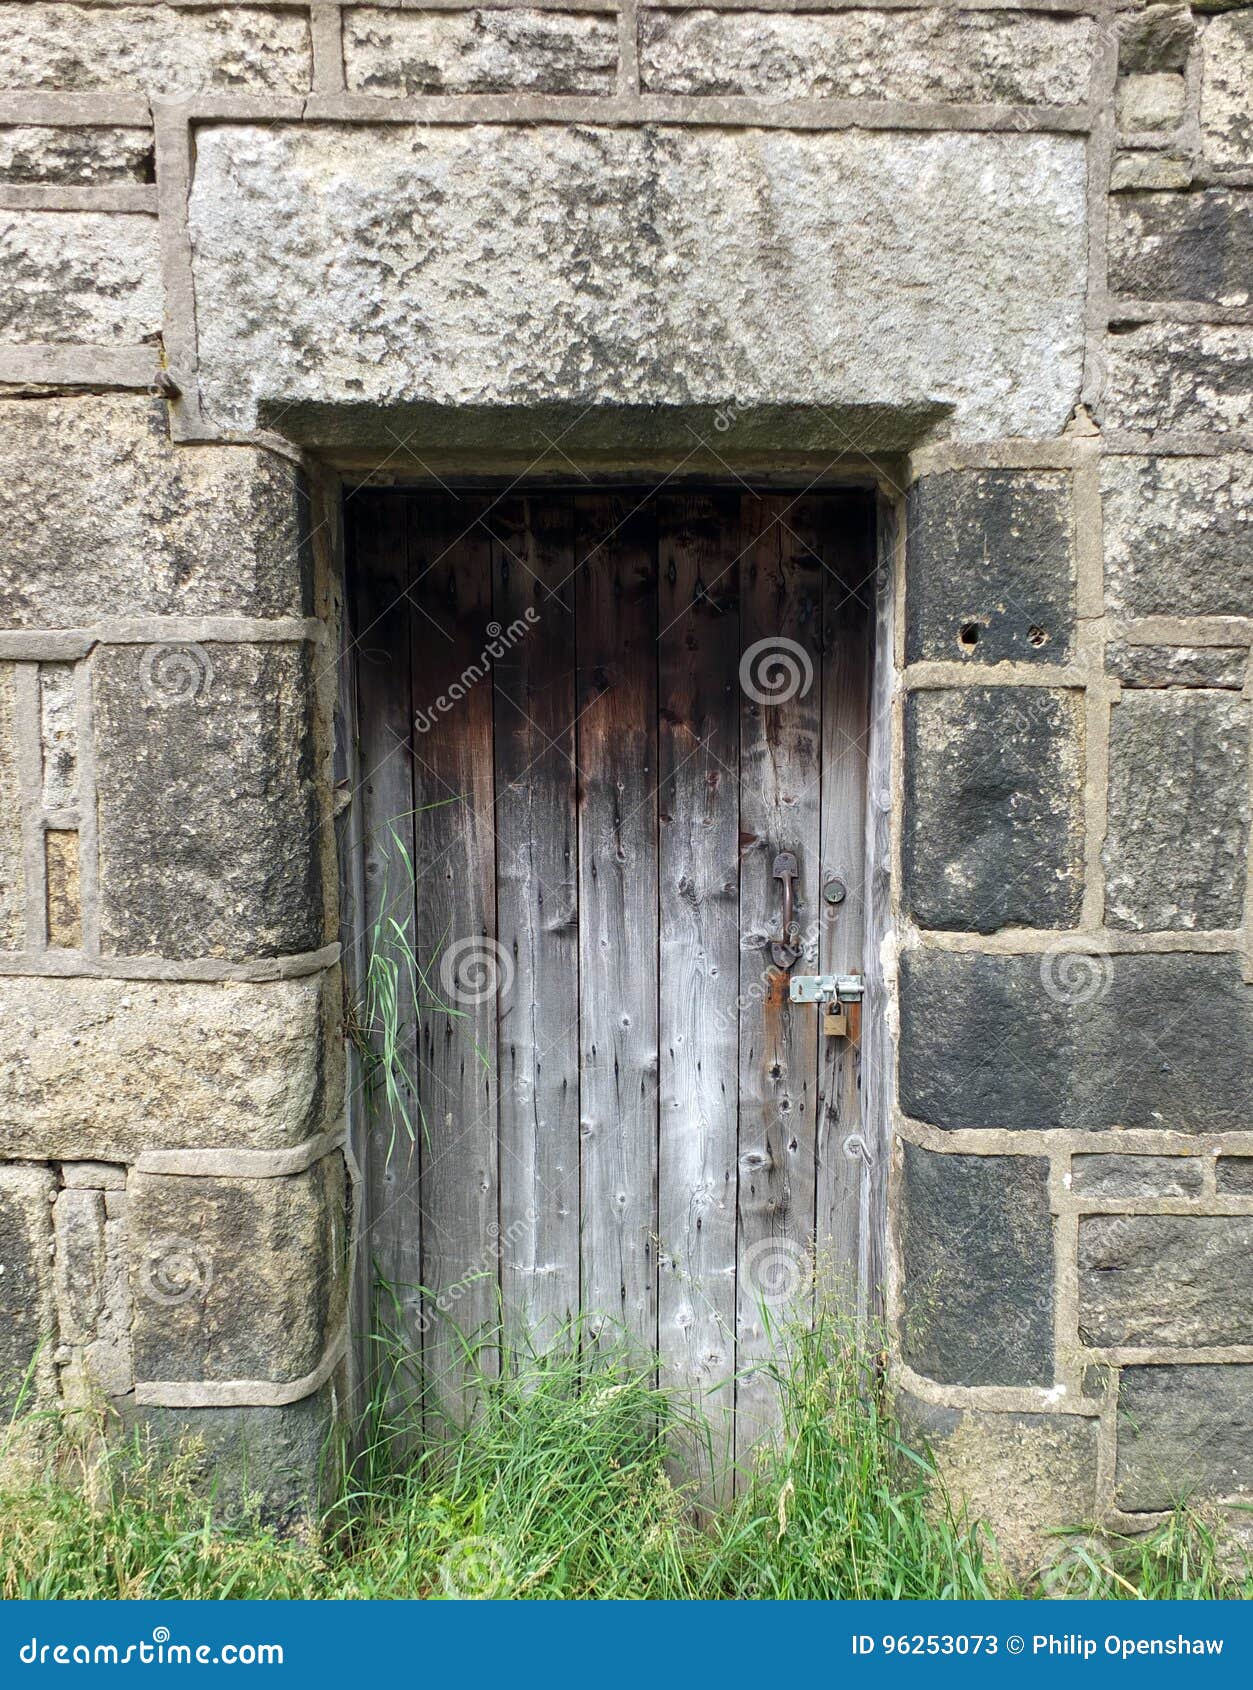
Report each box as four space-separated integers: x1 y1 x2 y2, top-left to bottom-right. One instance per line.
1028 624 1048 647
958 621 981 650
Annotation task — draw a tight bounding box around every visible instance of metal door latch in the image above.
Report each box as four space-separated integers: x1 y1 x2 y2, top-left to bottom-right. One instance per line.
770 851 802 970
789 972 864 1038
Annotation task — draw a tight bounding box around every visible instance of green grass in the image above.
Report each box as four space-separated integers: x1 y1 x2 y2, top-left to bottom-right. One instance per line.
2 1313 1248 1601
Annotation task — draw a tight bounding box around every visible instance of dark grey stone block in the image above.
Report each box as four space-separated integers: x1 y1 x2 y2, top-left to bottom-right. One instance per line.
129 1154 347 1387
903 687 1085 932
1103 692 1249 932
94 643 324 961
1104 324 1252 435
900 1142 1054 1386
1102 456 1253 620
1080 1215 1253 1346
1109 190 1253 306
1118 5 1194 74
905 470 1075 666
1217 1157 1253 1194
1071 1153 1203 1200
900 950 1253 1132
118 1381 340 1530
1106 641 1247 689
1117 1365 1253 1511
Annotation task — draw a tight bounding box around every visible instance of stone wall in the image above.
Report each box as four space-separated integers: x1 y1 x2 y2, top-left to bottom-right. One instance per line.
0 0 1250 1555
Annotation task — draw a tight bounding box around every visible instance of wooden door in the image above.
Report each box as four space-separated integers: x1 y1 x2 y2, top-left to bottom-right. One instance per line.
347 489 875 1466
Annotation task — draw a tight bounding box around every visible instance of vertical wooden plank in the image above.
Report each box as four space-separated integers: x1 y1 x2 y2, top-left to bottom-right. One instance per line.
348 492 422 1418
735 494 823 1475
657 491 740 1484
816 499 873 1321
862 491 900 1319
407 494 500 1424
490 495 581 1353
575 494 659 1356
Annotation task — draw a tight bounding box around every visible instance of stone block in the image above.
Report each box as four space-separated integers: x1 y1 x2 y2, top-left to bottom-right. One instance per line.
898 1392 1099 1579
1105 642 1247 690
903 688 1084 932
45 829 81 949
899 1143 1054 1387
1104 325 1253 435
1108 191 1252 307
1080 1216 1253 1346
189 125 1086 441
1201 12 1253 166
1071 1153 1203 1200
638 9 1093 104
93 642 323 961
0 5 311 96
1117 1364 1253 1510
39 664 77 811
0 1163 57 1414
1102 455 1253 619
905 469 1076 666
1217 1157 1253 1194
1119 5 1195 75
0 973 338 1161
899 950 1253 1133
52 1187 105 1347
0 211 160 344
0 664 24 952
0 127 152 185
118 1380 339 1529
129 1153 347 1387
1103 692 1249 932
1110 152 1193 192
61 1162 126 1190
1116 72 1186 133
345 7 617 95
0 398 312 629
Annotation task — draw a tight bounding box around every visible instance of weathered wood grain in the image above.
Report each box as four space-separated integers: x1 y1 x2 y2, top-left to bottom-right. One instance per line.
862 491 899 1316
349 493 423 1421
735 496 824 1475
657 491 741 1482
816 498 873 1320
349 487 878 1466
490 495 580 1352
575 494 659 1356
407 494 500 1424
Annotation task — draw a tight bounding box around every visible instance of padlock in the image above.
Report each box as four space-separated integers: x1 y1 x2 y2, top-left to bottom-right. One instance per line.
822 1003 848 1037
